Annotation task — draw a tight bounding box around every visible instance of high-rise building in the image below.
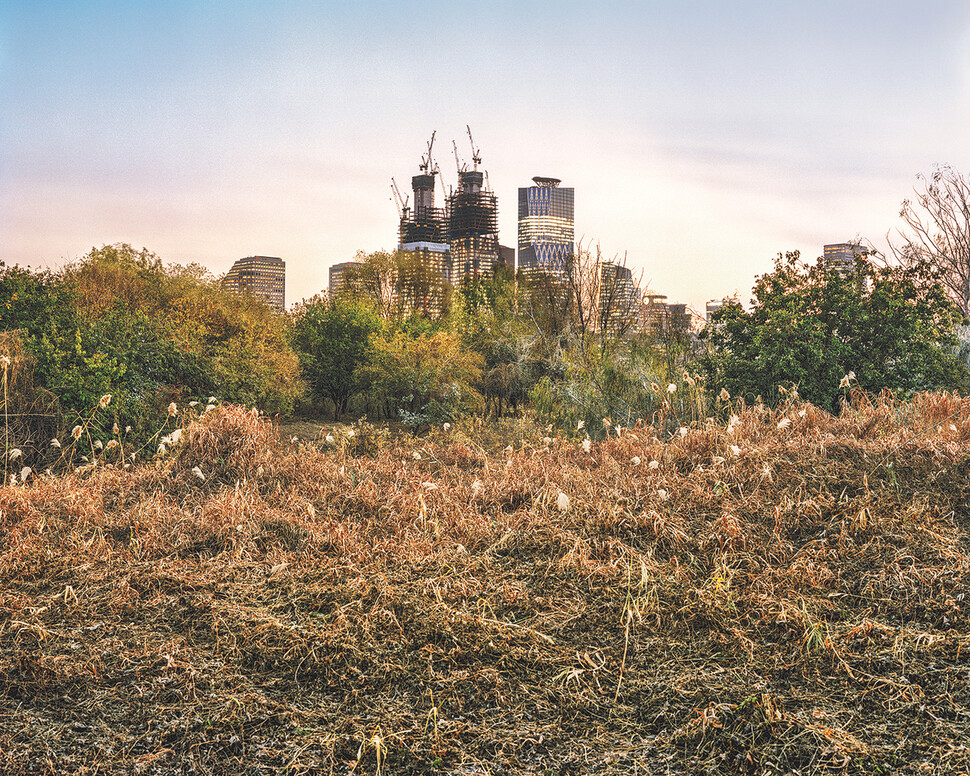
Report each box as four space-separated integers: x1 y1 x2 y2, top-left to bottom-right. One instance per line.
329 261 363 298
222 255 285 311
393 134 453 317
597 261 639 335
448 168 499 280
639 293 691 338
824 243 867 274
518 177 575 276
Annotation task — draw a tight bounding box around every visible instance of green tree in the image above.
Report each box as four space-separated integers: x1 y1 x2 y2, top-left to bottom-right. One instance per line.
365 330 484 425
290 295 381 419
702 250 968 411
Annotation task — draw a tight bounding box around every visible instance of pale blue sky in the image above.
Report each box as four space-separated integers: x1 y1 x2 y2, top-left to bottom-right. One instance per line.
2 1 969 311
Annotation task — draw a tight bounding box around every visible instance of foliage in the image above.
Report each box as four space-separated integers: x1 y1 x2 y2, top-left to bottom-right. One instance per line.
702 250 968 410
290 294 381 419
67 244 304 417
0 245 303 433
365 329 484 425
531 337 705 438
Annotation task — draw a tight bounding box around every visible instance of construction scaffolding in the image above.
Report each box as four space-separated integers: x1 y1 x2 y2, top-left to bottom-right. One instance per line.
447 170 500 280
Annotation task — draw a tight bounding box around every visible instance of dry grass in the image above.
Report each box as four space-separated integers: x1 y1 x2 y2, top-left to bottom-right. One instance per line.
0 396 969 774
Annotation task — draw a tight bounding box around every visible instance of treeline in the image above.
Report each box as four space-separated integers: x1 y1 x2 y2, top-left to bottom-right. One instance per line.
1 242 968 463
0 244 301 447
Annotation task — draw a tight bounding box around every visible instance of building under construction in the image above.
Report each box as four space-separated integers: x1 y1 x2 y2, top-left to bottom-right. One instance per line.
396 134 449 253
390 133 453 316
446 127 500 281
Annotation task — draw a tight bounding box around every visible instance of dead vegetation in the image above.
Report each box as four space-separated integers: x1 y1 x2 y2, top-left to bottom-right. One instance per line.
1 393 970 774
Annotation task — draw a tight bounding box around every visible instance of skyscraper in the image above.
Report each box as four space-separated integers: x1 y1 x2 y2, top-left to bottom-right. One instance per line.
518 177 574 275
221 255 285 312
823 242 867 274
448 168 500 280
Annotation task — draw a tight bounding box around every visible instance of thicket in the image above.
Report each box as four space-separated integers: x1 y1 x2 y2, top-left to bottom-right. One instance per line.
0 244 302 465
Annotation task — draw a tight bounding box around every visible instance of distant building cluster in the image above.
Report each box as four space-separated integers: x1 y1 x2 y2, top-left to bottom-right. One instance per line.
324 130 693 336
216 135 869 331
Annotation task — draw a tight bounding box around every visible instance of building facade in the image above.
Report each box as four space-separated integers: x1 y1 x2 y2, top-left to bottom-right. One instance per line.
823 243 866 274
597 261 640 336
329 261 364 299
222 255 285 312
517 177 574 276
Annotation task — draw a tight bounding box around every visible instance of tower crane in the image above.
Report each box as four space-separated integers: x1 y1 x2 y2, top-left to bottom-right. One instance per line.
419 130 437 174
452 140 466 174
466 125 481 171
390 177 409 220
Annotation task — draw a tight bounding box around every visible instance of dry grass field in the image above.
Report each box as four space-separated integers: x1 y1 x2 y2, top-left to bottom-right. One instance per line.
1 393 969 775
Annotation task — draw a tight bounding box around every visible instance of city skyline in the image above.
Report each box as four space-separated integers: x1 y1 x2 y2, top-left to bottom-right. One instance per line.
2 1 969 314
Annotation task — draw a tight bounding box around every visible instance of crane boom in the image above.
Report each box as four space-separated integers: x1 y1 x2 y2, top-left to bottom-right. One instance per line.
390 177 409 219
466 124 481 170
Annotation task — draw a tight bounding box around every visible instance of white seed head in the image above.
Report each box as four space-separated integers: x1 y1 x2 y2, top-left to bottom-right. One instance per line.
556 491 570 512
8 449 21 460
667 383 677 394
191 466 205 481
777 417 791 430
19 466 31 481
648 460 660 470
99 394 111 408
719 388 730 401
631 456 641 466
50 438 61 448
167 402 178 416
581 439 592 453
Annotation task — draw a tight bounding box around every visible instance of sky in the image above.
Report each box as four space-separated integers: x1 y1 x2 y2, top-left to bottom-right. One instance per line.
2 1 970 314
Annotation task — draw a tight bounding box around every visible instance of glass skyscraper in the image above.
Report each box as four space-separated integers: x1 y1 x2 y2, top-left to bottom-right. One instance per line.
517 177 574 275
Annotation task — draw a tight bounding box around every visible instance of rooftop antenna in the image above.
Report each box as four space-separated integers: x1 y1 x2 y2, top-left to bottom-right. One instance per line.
466 124 481 171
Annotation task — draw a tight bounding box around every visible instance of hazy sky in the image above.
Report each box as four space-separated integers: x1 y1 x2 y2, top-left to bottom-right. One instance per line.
2 1 969 312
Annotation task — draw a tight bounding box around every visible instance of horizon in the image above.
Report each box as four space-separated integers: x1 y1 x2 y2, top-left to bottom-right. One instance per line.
2 1 969 314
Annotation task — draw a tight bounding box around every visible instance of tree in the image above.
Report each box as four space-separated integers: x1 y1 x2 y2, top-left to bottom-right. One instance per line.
702 250 968 411
891 165 970 318
290 295 381 419
364 330 484 425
